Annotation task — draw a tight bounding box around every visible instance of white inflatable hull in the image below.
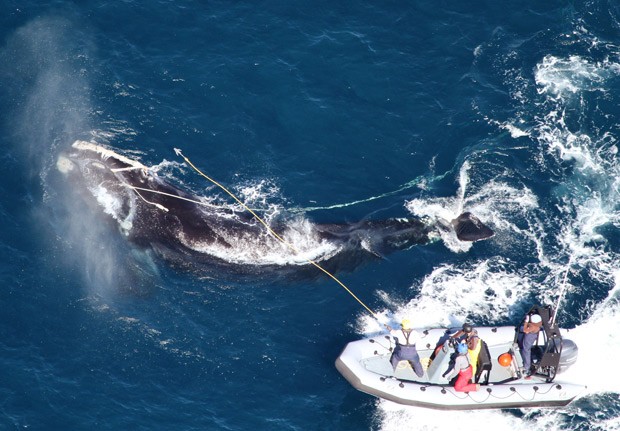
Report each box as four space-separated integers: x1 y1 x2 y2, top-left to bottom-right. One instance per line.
336 326 586 410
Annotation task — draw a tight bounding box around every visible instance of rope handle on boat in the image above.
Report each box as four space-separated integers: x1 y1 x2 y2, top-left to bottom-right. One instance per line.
422 382 558 404
173 148 385 325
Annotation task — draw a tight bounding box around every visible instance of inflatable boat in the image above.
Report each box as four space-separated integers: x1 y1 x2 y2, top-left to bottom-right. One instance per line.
336 306 586 410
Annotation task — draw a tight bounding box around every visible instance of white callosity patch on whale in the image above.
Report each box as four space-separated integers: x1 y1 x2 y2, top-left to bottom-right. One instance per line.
72 140 148 170
56 155 75 174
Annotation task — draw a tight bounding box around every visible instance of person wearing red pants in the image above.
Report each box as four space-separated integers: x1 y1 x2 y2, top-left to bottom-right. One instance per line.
443 342 480 392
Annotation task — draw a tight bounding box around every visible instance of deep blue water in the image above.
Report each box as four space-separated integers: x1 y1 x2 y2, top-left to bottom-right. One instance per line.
2 1 620 430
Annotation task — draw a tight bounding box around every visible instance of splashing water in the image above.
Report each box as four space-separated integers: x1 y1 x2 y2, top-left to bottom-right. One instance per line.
367 22 620 431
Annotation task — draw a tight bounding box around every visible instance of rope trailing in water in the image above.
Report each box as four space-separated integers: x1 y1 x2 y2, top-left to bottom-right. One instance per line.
551 256 574 324
173 148 383 324
288 170 451 213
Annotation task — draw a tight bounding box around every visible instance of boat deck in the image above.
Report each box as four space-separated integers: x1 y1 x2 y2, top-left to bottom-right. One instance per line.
362 340 525 385
337 325 587 409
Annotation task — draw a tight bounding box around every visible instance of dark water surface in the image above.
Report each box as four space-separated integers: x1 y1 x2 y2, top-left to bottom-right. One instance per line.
1 1 620 430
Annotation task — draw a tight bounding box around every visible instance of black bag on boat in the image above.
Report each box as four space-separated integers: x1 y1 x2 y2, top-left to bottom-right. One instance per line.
475 340 492 384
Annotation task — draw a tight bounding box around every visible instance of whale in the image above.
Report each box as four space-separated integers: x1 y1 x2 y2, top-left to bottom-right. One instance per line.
56 140 494 277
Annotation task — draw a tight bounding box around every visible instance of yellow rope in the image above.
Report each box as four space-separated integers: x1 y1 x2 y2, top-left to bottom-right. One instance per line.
173 148 382 322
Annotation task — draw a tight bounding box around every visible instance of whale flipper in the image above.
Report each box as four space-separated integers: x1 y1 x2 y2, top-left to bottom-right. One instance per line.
451 212 494 242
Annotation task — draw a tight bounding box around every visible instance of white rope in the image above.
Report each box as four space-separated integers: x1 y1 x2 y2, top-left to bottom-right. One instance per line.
111 166 146 172
130 187 169 212
551 256 574 324
125 184 223 209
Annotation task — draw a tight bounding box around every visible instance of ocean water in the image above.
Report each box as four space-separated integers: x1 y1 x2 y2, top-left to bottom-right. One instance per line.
1 1 620 430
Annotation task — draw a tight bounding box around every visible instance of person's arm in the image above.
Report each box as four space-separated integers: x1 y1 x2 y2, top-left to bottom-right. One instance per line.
451 330 464 339
443 359 457 380
389 329 401 344
444 355 465 380
523 322 541 333
443 368 456 380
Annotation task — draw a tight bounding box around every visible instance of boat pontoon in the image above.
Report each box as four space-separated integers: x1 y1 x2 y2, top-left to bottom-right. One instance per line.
336 306 586 410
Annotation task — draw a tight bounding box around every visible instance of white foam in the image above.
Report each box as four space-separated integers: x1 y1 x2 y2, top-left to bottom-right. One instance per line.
560 297 620 394
359 257 530 334
237 179 281 208
90 183 134 233
504 123 529 138
375 400 530 431
405 163 538 253
534 55 619 100
528 53 620 306
179 217 342 266
374 49 620 429
367 270 620 431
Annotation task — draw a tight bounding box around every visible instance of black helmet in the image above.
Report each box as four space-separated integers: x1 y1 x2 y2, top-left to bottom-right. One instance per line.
462 323 473 333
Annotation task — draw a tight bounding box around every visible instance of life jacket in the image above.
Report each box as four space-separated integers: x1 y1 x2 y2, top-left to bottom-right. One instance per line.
467 335 482 377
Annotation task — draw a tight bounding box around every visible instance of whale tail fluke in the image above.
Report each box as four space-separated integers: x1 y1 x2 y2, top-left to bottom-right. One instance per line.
451 212 494 242
317 212 493 259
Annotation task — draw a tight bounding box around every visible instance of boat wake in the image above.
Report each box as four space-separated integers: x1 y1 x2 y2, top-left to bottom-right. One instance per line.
364 12 620 431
